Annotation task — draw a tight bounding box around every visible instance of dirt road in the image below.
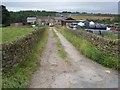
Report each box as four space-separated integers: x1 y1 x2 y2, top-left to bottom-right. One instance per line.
29 27 118 88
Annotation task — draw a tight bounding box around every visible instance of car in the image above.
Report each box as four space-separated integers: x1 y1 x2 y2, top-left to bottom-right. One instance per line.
32 25 36 28
49 25 54 27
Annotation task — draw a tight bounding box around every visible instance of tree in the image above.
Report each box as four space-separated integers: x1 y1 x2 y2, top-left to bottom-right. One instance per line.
1 5 10 25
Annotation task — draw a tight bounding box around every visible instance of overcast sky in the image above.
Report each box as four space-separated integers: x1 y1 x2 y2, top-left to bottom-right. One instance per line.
1 0 120 14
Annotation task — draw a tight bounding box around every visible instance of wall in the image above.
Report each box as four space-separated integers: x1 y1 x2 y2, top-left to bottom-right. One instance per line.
10 23 23 27
70 30 119 56
2 28 45 69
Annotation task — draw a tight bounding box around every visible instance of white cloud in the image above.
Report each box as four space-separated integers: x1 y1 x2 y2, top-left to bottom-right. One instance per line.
1 2 118 14
1 0 120 2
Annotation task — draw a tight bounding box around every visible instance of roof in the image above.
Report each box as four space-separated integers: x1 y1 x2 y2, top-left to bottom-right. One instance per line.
55 17 63 20
61 17 77 23
79 20 86 22
65 17 75 20
27 17 37 20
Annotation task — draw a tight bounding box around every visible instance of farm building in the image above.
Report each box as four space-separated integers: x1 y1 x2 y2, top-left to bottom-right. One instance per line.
61 17 78 26
27 17 37 24
37 17 46 26
10 23 23 27
54 17 63 26
37 16 54 26
78 20 90 28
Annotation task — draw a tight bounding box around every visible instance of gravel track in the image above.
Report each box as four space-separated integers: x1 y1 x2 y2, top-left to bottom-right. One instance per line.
29 27 118 88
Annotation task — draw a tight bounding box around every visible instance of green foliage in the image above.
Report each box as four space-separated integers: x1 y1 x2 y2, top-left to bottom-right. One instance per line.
91 19 112 24
1 5 10 25
9 10 56 24
58 27 119 70
112 16 120 23
1 4 57 25
2 27 49 88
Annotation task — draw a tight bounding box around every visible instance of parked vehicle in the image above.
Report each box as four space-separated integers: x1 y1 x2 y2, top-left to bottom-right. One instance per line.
89 24 109 30
32 25 36 28
86 29 112 35
70 23 78 28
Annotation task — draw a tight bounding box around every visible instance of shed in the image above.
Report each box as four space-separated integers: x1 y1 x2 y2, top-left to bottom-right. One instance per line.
61 17 78 26
78 20 90 28
54 17 63 26
27 17 37 24
37 16 54 26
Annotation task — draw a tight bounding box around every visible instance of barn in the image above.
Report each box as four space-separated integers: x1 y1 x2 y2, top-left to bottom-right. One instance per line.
61 17 78 26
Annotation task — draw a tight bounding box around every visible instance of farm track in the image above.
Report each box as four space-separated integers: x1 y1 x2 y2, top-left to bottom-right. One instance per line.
29 27 118 88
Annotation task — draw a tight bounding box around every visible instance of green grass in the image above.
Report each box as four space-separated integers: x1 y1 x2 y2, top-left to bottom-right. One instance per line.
52 29 67 59
2 27 35 43
57 27 119 70
2 27 49 88
52 29 72 65
103 33 118 40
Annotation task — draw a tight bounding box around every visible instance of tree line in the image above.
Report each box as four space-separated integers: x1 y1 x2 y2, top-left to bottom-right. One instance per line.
1 5 56 26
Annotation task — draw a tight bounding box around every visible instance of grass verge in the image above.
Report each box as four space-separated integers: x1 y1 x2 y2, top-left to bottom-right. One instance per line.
2 27 48 88
52 28 72 65
52 29 67 59
103 33 118 40
57 27 119 70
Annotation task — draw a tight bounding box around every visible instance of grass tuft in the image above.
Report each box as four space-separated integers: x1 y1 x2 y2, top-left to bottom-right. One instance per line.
52 28 72 65
52 28 67 59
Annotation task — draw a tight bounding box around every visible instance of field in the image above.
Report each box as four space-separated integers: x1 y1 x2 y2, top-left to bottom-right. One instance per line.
71 15 114 20
2 27 35 43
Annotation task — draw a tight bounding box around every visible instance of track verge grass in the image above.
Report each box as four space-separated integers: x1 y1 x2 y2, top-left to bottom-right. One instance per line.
57 27 119 70
52 28 72 65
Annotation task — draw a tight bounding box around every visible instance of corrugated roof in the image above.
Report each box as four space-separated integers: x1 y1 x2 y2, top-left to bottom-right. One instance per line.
27 17 37 20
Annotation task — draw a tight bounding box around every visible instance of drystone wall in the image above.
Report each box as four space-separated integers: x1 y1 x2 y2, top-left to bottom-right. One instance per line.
70 30 119 56
2 28 45 69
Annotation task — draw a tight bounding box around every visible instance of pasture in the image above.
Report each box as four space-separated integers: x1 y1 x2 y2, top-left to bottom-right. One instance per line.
71 15 114 20
2 27 35 43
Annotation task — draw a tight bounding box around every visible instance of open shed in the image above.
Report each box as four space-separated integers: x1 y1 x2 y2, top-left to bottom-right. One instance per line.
61 17 78 26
